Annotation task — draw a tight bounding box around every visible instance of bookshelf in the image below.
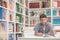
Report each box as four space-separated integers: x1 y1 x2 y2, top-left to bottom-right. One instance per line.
0 0 60 40
0 0 29 40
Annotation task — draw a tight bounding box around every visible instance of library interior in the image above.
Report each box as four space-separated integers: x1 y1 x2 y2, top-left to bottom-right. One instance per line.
0 0 60 40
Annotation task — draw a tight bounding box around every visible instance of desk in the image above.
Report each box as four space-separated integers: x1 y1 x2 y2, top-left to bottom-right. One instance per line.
18 34 60 40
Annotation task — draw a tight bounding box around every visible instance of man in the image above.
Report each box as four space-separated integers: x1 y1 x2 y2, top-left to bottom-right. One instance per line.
34 13 55 36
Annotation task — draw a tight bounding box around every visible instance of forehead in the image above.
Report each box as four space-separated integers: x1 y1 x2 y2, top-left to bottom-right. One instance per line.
40 18 47 20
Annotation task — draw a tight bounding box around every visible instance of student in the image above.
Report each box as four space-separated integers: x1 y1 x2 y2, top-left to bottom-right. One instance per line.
34 13 55 36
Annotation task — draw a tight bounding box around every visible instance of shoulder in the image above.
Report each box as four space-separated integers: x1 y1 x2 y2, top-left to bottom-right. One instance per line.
46 22 53 28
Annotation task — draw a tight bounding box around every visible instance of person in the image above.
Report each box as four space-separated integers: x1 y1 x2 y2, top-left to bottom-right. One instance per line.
34 13 55 36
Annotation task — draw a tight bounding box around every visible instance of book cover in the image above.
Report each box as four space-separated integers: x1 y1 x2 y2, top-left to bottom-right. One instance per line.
16 14 22 23
16 3 20 12
2 8 7 20
0 21 7 32
29 3 39 8
39 1 42 8
53 10 57 16
2 1 7 8
8 23 14 32
16 23 18 32
53 18 60 24
0 7 3 19
0 0 2 6
57 1 60 7
16 33 23 40
53 1 57 8
9 0 14 10
20 0 22 4
59 10 60 16
46 10 51 16
42 2 46 8
9 34 14 40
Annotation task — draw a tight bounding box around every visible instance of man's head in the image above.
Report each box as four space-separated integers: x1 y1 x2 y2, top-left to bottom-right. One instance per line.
39 13 47 25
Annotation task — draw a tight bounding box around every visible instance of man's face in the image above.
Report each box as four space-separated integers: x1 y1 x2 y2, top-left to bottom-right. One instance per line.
40 18 47 25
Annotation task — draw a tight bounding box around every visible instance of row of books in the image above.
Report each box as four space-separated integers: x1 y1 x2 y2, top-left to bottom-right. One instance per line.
8 22 14 32
0 0 7 8
53 10 60 16
8 33 14 40
16 13 23 23
0 21 7 32
53 18 60 24
30 17 51 26
0 7 15 21
53 0 60 8
30 10 51 17
29 0 50 8
16 23 23 32
0 0 15 10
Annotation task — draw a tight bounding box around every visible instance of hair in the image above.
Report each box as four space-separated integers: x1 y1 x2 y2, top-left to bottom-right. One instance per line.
39 13 47 19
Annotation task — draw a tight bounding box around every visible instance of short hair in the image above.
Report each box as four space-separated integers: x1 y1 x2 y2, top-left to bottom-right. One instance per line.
39 13 47 19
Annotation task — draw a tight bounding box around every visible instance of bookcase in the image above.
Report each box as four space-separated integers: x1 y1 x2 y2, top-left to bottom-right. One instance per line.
0 0 60 40
0 0 29 40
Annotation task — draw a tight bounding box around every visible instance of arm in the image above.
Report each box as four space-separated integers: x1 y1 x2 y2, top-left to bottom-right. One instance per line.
35 32 43 36
34 24 43 36
47 25 55 36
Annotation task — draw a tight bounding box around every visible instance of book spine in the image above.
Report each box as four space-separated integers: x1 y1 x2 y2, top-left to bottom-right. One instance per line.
0 0 2 6
0 7 2 19
2 1 7 8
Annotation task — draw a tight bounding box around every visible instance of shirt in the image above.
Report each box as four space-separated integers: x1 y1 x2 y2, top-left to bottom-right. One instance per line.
34 22 55 36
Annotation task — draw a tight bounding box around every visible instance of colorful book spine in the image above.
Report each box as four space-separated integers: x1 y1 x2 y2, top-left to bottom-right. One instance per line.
2 1 7 8
53 0 57 8
16 23 18 32
59 10 60 16
46 10 51 16
0 0 2 6
0 7 3 19
53 18 60 24
16 3 20 12
57 1 60 7
16 14 22 23
9 34 14 40
53 10 57 16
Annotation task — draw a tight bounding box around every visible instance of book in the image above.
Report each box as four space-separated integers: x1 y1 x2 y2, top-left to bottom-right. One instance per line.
46 10 51 16
53 18 60 24
0 0 2 6
57 1 60 7
39 1 43 8
2 8 7 20
25 8 28 15
0 21 7 33
9 0 14 10
53 0 57 8
20 0 22 4
2 1 7 8
59 10 60 16
16 3 20 12
53 10 57 16
9 11 15 21
25 17 28 24
16 23 22 32
0 7 3 19
16 14 22 23
16 33 23 40
8 23 14 32
9 34 14 40
29 3 39 8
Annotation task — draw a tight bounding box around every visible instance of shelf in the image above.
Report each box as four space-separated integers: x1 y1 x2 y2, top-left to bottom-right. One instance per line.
0 6 16 13
29 8 51 11
16 32 22 33
0 19 7 22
